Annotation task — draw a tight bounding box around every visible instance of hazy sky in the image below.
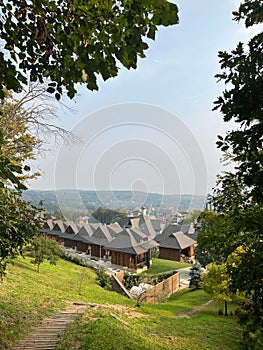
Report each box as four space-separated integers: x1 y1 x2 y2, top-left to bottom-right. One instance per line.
29 0 261 196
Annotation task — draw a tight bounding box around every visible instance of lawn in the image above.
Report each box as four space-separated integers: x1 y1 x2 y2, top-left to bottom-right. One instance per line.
0 256 242 350
143 258 190 274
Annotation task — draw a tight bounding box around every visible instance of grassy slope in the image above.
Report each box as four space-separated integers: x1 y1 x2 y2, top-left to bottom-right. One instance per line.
58 289 242 350
0 256 132 349
0 257 242 350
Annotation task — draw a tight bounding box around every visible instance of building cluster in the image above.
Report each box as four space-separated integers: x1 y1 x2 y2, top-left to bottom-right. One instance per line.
40 212 198 271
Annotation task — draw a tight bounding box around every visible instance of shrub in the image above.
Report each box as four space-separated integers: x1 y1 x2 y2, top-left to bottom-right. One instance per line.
96 267 112 290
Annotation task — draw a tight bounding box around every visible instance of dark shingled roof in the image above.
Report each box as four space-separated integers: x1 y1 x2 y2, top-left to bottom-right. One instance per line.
43 220 56 230
52 220 68 233
159 231 196 250
105 228 149 255
78 224 94 237
59 232 91 243
65 222 81 234
150 218 165 233
40 228 61 237
89 226 114 246
155 224 181 243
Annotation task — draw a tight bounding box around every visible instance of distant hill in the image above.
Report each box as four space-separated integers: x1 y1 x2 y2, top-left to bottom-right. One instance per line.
23 190 206 215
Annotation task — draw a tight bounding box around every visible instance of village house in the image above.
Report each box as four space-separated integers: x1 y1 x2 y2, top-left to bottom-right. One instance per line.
158 231 195 262
104 228 158 270
39 210 198 270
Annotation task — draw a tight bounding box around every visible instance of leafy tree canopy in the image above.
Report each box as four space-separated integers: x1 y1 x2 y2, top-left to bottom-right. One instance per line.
0 91 42 183
92 206 127 225
213 1 263 204
28 236 62 272
199 0 263 345
0 0 179 99
201 262 233 316
0 187 39 279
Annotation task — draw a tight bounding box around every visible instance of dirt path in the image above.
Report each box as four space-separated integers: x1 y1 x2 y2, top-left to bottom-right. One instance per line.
175 299 213 319
11 303 89 350
10 300 213 349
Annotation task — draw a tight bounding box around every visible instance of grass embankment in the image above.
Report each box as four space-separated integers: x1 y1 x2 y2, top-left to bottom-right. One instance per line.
0 256 132 349
0 257 242 350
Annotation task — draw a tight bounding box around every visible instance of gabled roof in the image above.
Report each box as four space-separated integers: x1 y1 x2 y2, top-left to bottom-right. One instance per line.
150 218 165 233
139 218 156 239
119 216 140 228
128 227 148 244
52 220 68 233
159 231 196 250
89 223 102 232
65 222 80 234
119 214 157 238
107 224 123 237
155 223 181 242
78 224 94 237
89 226 113 246
43 219 56 230
104 228 147 255
140 239 159 250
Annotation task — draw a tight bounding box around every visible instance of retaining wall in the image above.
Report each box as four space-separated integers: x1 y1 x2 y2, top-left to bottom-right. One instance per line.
111 271 180 303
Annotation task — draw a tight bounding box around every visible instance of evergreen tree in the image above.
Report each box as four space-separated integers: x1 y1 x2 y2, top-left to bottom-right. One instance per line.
189 262 202 289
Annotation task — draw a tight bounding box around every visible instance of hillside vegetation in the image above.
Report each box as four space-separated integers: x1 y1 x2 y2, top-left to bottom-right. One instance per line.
0 257 241 349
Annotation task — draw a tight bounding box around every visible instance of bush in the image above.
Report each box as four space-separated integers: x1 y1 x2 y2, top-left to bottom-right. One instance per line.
96 267 112 290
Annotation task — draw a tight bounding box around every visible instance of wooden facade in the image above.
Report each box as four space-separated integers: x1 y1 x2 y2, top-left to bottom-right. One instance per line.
159 247 181 261
110 250 152 270
111 251 134 267
159 245 194 262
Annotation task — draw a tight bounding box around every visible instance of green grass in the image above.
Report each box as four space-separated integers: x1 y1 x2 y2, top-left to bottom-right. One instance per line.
57 289 242 350
0 256 242 350
143 258 190 274
0 256 132 349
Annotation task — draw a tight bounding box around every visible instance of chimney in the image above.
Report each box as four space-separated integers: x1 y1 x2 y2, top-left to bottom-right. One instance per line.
141 206 147 216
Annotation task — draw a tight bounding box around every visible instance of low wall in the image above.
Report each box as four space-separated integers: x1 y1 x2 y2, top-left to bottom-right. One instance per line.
112 271 180 303
138 271 180 303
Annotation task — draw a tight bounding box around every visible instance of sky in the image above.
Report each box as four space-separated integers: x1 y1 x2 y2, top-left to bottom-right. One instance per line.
28 0 260 197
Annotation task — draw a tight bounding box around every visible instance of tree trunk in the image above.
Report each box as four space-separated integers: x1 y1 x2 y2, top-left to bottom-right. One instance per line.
224 301 228 316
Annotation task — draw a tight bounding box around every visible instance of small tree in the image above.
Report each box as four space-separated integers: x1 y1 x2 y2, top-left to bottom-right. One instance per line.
29 237 62 272
201 262 233 316
189 262 202 289
75 268 89 295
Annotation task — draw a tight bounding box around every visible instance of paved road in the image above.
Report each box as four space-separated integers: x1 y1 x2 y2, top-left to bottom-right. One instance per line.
178 267 191 289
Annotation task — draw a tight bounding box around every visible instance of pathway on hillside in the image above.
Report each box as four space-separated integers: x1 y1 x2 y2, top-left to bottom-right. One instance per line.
11 303 89 350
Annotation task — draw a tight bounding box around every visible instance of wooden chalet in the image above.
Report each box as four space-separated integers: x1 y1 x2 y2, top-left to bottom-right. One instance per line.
158 231 195 261
105 228 158 270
